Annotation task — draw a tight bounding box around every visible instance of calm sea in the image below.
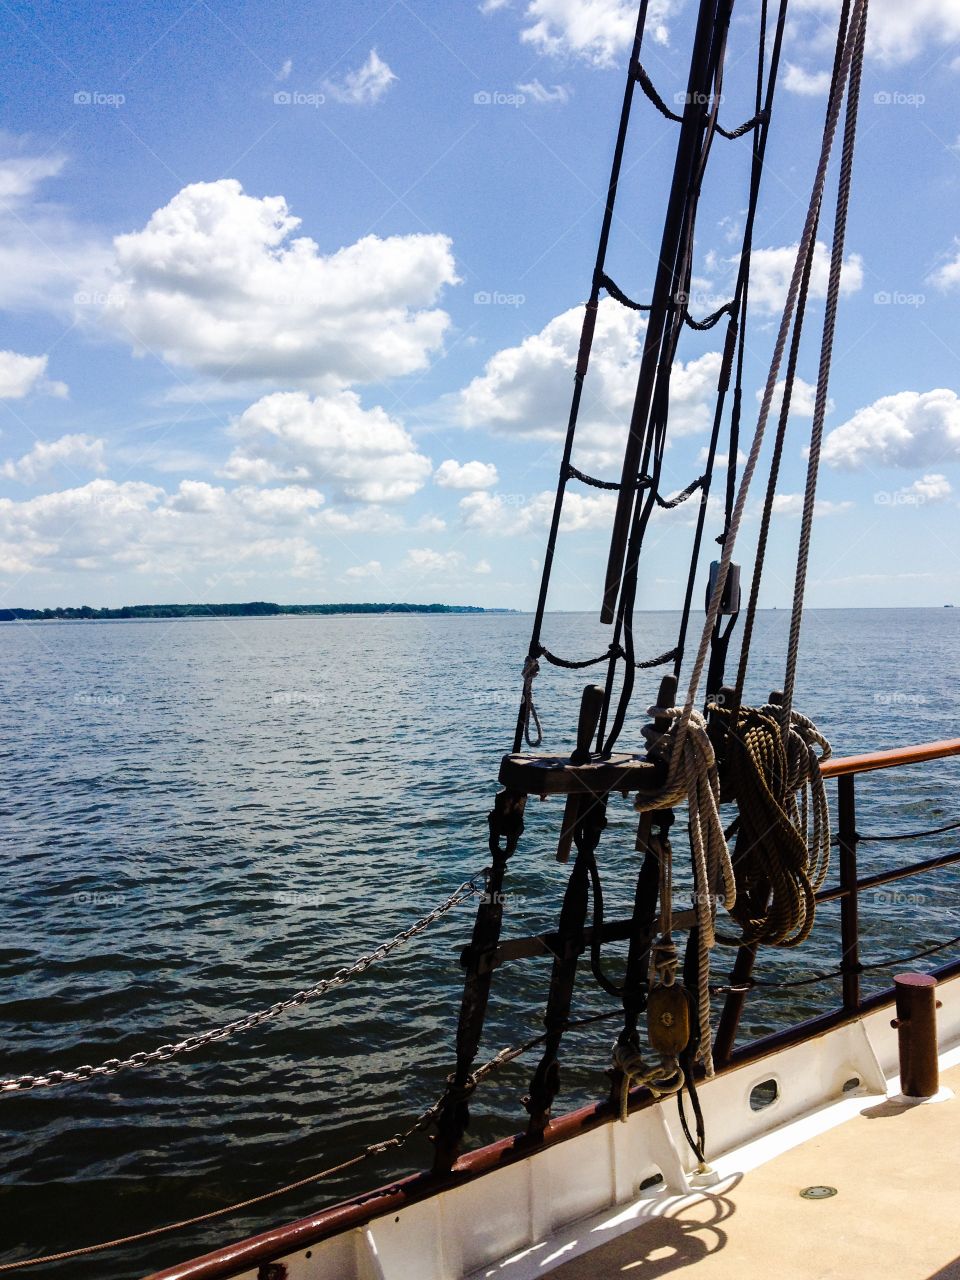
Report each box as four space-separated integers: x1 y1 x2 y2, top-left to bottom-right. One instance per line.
1 609 958 1277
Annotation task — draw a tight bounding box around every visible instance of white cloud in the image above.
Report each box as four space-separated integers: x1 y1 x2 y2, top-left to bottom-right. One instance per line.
99 179 457 390
324 50 397 105
223 389 433 503
771 493 853 516
783 64 832 95
929 241 960 291
892 473 953 504
416 514 447 532
0 351 54 399
404 547 463 574
698 446 747 468
0 152 66 201
434 458 499 489
0 144 110 313
757 376 831 422
742 241 863 313
0 477 333 580
345 559 383 579
517 0 673 65
792 0 960 64
822 389 960 468
456 298 722 468
277 59 292 82
517 79 571 104
474 558 492 574
2 434 106 483
459 487 615 535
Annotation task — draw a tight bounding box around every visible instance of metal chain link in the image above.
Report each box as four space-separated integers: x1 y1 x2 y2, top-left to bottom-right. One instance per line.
1 869 489 1095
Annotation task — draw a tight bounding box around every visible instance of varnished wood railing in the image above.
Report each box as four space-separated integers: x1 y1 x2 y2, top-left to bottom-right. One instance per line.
714 736 960 1065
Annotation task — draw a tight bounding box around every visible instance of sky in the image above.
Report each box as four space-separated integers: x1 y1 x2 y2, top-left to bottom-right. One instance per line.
0 0 958 612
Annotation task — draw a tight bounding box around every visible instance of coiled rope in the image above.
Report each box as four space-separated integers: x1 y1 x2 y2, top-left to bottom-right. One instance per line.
712 703 832 947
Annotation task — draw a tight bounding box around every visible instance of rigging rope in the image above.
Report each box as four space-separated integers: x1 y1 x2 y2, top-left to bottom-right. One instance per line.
716 929 960 993
537 643 678 672
667 0 867 756
782 0 867 727
733 0 852 703
854 818 960 843
631 59 768 140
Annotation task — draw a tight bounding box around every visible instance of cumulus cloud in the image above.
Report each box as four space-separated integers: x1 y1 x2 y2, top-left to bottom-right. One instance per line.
783 64 832 95
929 241 960 291
2 434 106 483
757 376 831 422
516 0 673 65
459 488 615 536
98 180 457 390
0 477 334 580
222 389 433 502
822 389 960 468
0 351 55 399
741 241 863 313
771 493 853 516
434 458 499 489
792 0 960 64
323 50 397 105
889 474 953 504
456 298 722 468
517 79 571 104
698 446 747 468
221 389 432 504
345 559 383 579
404 547 463 574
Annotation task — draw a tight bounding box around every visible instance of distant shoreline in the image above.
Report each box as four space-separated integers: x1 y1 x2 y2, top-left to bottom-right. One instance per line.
1 603 954 624
0 601 518 622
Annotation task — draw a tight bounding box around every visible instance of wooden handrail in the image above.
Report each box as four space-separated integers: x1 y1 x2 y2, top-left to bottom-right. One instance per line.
821 738 960 780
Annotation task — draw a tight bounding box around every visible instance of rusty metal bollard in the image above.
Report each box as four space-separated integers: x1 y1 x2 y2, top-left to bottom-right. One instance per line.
891 973 942 1099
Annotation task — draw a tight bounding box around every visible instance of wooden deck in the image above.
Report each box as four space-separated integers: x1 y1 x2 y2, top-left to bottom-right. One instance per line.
554 1065 960 1280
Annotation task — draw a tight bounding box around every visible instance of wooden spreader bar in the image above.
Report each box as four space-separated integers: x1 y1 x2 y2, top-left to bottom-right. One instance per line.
467 908 698 973
497 750 659 796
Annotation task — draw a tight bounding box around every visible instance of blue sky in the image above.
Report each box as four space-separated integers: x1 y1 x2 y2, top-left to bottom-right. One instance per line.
0 0 958 610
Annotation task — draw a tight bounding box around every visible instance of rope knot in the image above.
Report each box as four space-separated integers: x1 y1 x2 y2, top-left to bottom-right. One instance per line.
611 1039 684 1122
520 654 543 747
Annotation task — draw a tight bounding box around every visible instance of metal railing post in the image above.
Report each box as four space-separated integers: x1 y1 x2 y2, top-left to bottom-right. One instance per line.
837 772 861 1011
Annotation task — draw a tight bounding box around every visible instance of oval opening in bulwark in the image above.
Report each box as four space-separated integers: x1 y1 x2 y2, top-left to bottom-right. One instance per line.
749 1078 780 1111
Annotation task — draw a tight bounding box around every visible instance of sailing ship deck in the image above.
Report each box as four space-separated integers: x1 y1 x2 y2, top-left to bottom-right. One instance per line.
555 1063 960 1280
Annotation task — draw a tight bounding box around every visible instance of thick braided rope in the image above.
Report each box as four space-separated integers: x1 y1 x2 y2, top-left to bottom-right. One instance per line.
635 709 735 1074
782 0 868 724
714 704 832 947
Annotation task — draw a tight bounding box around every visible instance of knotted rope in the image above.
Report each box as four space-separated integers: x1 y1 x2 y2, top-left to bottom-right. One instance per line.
611 1039 684 1123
